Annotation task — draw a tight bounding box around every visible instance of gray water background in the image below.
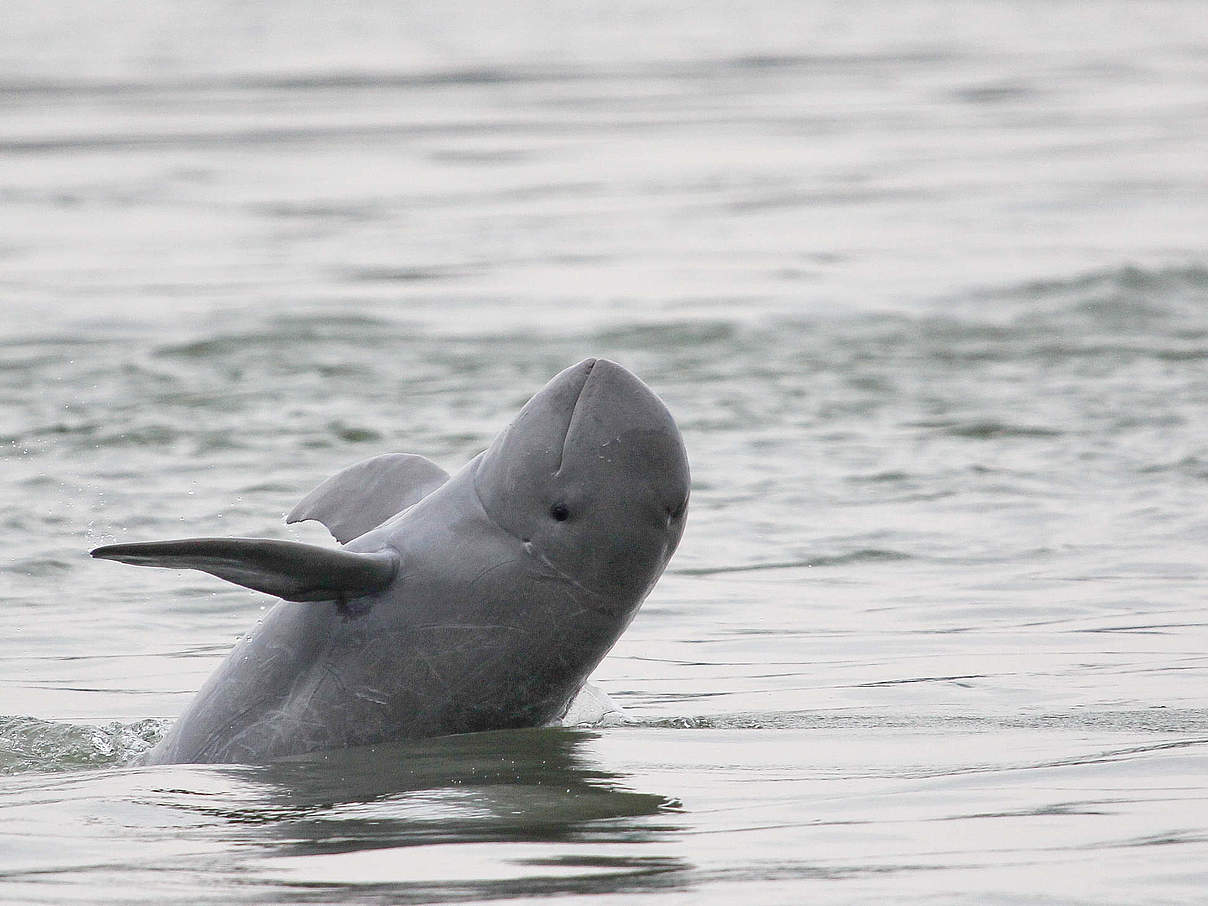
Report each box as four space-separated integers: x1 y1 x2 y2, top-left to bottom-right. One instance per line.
3 1 1208 902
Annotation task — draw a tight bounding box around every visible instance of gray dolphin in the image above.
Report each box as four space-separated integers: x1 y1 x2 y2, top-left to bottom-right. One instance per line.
92 359 689 764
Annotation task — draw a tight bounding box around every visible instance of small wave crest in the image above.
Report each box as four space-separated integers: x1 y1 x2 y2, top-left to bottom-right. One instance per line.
0 715 167 774
966 264 1208 335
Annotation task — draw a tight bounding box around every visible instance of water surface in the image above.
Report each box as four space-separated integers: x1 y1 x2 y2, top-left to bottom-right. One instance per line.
3 2 1208 903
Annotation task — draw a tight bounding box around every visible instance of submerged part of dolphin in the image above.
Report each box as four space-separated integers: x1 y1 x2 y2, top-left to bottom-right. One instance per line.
92 359 690 764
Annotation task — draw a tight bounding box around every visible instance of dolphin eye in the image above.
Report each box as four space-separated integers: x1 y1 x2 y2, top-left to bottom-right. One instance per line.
549 502 570 522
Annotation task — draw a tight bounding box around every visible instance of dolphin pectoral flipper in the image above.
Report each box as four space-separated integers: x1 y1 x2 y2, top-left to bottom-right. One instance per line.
286 452 450 543
91 538 398 602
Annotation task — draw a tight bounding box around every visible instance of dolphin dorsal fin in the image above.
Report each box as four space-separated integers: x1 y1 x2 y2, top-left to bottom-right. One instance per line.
286 453 450 543
91 538 398 603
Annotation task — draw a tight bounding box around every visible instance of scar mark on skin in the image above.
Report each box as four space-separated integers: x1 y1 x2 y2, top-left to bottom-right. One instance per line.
414 623 526 633
466 556 524 592
354 687 389 706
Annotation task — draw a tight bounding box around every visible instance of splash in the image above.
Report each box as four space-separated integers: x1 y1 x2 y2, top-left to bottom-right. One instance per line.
0 715 167 774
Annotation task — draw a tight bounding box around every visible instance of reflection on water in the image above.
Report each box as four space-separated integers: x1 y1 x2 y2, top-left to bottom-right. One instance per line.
0 727 688 903
253 735 689 900
253 728 682 852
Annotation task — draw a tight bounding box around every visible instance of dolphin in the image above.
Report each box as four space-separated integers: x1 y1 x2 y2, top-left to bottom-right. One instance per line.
92 359 690 764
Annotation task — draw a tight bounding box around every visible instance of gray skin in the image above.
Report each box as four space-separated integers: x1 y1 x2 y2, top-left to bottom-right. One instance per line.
93 359 689 764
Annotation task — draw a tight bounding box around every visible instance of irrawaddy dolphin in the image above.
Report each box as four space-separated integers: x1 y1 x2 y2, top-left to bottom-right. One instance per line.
92 359 690 764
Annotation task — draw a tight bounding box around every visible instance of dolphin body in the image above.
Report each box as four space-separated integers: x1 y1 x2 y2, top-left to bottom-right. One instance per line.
92 359 689 764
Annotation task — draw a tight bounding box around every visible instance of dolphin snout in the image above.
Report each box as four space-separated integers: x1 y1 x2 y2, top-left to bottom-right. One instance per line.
562 357 665 438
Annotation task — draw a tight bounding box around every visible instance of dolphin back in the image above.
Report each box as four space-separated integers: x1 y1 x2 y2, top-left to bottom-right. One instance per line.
286 452 450 543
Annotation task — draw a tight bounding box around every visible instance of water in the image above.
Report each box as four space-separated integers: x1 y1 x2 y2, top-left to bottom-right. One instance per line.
3 1 1208 902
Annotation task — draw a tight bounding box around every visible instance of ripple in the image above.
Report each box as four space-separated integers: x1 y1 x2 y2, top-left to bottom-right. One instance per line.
913 419 1063 440
672 549 911 576
4 557 73 577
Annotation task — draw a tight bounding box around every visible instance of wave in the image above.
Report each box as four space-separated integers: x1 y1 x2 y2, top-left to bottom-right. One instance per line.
953 263 1208 334
0 716 166 774
0 50 970 100
639 707 1208 734
8 707 1206 775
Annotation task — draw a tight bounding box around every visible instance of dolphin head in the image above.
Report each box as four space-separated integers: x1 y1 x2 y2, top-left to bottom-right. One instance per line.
473 358 690 611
